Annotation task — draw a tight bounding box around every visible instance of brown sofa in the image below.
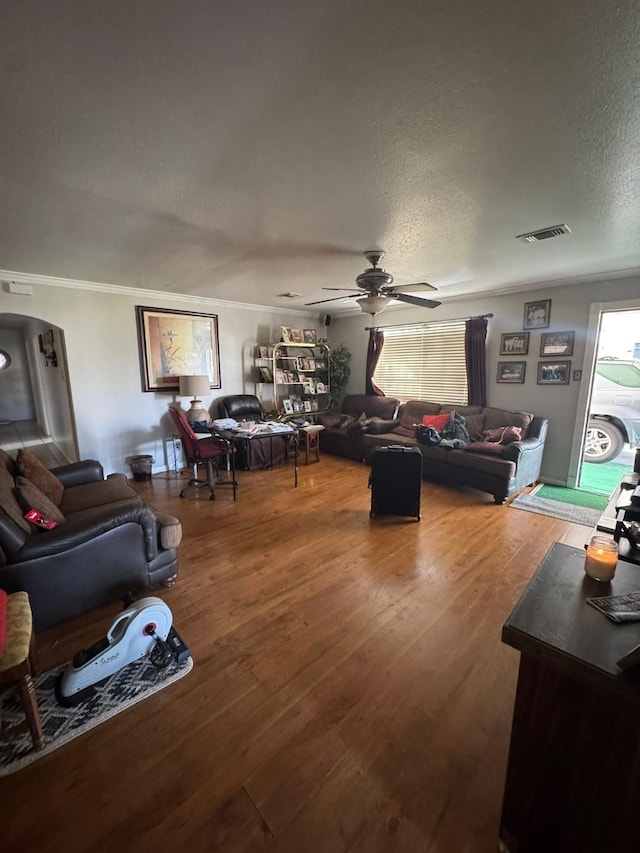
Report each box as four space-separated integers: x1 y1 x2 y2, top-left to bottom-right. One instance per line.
0 451 181 630
317 394 400 461
362 400 548 504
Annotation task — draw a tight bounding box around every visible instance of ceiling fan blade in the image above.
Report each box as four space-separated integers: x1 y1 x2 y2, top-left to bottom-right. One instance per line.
395 293 441 309
305 295 357 306
388 281 438 294
321 287 361 292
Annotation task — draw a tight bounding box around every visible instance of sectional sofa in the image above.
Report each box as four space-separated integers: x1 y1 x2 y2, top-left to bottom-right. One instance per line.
362 399 548 504
318 395 548 504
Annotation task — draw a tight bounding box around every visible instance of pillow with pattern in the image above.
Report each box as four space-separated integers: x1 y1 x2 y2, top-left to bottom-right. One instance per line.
16 448 64 506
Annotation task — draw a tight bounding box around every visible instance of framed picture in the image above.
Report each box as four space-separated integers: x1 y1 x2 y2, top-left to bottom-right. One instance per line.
135 306 220 392
497 361 526 384
540 331 575 357
291 328 303 343
500 332 530 356
537 360 571 385
282 399 294 414
259 346 270 359
280 326 292 343
523 299 551 330
303 329 317 345
258 366 273 383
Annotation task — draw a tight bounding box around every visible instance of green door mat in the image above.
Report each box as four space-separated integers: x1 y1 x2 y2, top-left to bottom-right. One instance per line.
535 484 608 510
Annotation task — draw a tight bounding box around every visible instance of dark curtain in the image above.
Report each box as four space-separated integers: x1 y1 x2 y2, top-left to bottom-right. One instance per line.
365 328 385 395
465 317 488 406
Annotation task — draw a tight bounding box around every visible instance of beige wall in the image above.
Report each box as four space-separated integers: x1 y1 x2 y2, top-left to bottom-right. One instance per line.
0 280 319 474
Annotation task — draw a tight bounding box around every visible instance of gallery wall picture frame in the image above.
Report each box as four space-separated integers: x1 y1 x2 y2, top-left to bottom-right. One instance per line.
523 299 552 330
500 332 530 356
537 360 571 385
540 331 575 357
136 306 221 392
497 361 527 384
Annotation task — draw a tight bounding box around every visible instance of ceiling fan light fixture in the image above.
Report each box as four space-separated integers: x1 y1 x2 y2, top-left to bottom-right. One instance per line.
356 295 390 316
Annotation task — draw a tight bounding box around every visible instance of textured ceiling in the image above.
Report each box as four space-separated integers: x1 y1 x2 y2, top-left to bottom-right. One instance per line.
1 0 639 314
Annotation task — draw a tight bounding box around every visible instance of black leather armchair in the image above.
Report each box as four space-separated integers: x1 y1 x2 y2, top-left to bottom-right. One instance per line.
0 456 180 631
218 395 288 470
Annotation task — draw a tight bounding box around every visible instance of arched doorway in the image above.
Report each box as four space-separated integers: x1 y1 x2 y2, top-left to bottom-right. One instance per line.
0 312 78 464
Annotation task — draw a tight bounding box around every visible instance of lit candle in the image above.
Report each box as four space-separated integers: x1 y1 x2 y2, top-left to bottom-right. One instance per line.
584 536 618 582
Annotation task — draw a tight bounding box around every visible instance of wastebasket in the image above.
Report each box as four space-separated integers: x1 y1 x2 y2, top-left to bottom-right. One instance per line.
128 454 155 482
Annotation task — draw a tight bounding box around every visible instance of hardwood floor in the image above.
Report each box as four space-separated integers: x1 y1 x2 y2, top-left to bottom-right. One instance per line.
1 456 590 852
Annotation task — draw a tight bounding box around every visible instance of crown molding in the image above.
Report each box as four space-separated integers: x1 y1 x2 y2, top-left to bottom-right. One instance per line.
0 268 315 317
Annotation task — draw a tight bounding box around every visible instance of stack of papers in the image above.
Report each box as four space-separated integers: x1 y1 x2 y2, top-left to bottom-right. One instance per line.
212 418 238 430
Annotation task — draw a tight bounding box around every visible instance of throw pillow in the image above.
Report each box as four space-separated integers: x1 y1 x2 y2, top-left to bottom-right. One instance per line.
14 476 66 524
392 411 419 438
346 412 371 435
0 466 32 535
421 413 450 431
483 426 523 445
316 412 341 429
16 449 64 506
464 441 506 456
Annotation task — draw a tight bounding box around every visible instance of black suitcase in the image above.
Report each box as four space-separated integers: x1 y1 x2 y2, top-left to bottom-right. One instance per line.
369 445 422 521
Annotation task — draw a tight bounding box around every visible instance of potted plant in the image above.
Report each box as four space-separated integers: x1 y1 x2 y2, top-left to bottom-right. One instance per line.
329 344 351 411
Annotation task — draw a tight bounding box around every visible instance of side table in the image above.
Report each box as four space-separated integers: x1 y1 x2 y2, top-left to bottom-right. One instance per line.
500 541 640 852
299 425 324 465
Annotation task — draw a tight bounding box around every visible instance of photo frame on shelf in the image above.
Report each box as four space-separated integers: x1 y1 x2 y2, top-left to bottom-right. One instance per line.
135 306 220 392
496 361 526 384
280 327 293 343
537 360 571 385
523 299 552 330
291 328 304 343
282 399 294 414
258 366 273 382
259 346 270 359
499 332 529 356
540 331 574 357
303 329 317 345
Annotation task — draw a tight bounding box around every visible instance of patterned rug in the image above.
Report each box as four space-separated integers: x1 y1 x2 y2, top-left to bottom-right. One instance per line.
0 655 193 776
510 490 602 526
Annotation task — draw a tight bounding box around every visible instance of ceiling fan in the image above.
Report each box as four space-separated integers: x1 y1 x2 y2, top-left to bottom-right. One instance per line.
305 250 441 315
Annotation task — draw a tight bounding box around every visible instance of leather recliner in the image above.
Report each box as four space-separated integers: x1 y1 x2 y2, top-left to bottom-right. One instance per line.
218 395 288 470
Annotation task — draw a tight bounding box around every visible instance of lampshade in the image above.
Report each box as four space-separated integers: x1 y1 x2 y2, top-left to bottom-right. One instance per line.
179 375 210 398
179 375 211 423
356 295 390 316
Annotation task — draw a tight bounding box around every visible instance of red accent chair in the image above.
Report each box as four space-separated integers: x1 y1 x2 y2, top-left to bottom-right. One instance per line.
169 407 237 500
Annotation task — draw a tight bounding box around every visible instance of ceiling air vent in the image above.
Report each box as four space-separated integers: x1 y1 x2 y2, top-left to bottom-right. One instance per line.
516 224 571 243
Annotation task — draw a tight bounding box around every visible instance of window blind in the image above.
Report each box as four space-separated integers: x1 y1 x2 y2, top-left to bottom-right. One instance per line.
373 320 468 404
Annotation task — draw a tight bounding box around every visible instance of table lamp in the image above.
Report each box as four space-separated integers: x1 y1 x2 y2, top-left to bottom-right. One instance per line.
179 375 211 423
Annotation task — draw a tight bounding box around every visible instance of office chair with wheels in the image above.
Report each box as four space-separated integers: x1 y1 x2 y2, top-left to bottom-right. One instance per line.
169 407 237 500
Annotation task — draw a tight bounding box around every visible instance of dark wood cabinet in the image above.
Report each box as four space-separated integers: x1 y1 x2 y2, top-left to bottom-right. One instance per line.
500 542 640 852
